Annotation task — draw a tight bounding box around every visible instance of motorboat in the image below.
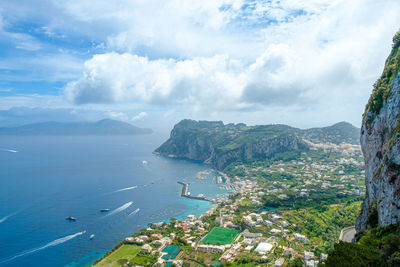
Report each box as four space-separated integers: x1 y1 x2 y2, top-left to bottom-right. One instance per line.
100 209 111 212
66 216 76 221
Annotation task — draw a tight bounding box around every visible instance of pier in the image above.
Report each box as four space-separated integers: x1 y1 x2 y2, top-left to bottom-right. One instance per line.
177 181 214 203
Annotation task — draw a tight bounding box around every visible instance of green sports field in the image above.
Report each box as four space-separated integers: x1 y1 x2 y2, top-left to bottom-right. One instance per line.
202 227 240 245
96 244 140 267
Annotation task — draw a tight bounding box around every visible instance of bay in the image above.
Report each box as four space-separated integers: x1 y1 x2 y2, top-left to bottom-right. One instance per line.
0 134 226 267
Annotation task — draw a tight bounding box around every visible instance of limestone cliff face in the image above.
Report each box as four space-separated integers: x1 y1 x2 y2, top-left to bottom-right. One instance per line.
209 133 305 170
356 31 400 231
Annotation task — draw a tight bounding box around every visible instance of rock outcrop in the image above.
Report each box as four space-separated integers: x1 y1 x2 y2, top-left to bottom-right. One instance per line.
155 120 308 170
356 31 400 231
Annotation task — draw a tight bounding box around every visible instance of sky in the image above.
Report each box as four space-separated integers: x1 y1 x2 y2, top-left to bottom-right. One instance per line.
0 0 399 131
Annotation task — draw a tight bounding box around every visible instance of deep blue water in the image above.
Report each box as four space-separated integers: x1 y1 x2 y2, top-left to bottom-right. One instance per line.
0 135 227 267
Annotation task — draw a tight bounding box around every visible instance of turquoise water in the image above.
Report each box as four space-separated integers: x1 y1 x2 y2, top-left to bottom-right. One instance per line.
0 135 227 266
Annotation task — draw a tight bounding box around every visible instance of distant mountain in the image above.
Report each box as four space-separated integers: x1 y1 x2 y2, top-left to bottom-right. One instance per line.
0 119 153 135
154 120 359 170
301 121 360 145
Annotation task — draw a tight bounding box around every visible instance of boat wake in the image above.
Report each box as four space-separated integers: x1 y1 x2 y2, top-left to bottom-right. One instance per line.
0 214 11 224
1 148 18 153
0 231 85 264
0 211 18 224
104 201 133 217
112 186 138 193
129 208 140 216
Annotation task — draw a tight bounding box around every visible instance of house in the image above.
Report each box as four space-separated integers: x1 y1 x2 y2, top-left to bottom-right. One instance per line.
244 245 253 252
186 214 196 221
254 242 273 255
304 251 315 260
196 244 225 253
242 230 262 239
244 216 257 227
294 233 306 241
306 260 316 267
270 228 281 234
152 222 163 228
283 248 294 256
280 221 289 227
273 258 285 267
141 244 152 253
263 220 273 226
151 233 163 240
153 239 164 246
180 222 188 232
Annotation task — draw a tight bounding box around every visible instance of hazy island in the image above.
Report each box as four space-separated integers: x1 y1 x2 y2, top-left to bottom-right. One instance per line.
0 119 153 135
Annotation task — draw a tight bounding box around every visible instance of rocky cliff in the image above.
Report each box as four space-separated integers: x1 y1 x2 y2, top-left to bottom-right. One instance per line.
356 31 400 231
155 119 359 170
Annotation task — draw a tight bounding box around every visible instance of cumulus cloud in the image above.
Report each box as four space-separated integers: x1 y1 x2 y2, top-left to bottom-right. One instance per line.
65 0 400 113
65 53 246 110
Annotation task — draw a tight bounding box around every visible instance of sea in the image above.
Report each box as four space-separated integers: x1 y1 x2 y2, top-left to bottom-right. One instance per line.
0 134 228 267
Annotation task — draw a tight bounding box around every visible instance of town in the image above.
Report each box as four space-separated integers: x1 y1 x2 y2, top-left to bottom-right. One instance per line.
95 140 365 267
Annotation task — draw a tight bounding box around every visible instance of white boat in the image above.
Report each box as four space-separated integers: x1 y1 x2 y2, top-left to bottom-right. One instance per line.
90 234 95 240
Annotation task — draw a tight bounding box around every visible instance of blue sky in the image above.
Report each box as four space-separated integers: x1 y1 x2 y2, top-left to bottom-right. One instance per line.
0 0 399 130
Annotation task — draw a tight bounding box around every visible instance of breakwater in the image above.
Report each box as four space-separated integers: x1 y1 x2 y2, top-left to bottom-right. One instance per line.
177 182 214 203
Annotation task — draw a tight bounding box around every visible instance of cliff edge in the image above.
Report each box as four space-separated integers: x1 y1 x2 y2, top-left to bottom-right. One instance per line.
356 31 400 231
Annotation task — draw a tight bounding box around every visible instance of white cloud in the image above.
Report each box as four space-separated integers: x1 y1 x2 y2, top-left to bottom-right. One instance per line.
0 23 42 51
64 53 246 111
132 111 148 121
63 0 400 121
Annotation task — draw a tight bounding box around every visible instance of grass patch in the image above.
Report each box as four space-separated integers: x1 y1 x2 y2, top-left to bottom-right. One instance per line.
202 227 240 245
96 244 140 267
129 254 158 266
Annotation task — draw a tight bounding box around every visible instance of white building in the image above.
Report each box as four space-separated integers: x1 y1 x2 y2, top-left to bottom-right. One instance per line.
254 242 274 255
295 233 306 241
304 251 315 260
244 245 253 252
141 244 152 253
270 228 282 234
273 257 285 267
196 244 225 253
263 220 273 226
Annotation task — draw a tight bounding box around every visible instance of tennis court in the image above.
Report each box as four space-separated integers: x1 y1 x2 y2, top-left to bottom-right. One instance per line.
162 245 181 260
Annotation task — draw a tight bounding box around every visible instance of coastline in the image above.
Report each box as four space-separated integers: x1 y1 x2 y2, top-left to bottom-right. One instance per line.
91 202 221 266
82 170 231 266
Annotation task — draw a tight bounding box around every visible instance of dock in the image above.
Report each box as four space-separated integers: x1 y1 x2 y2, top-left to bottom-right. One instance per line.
177 181 214 203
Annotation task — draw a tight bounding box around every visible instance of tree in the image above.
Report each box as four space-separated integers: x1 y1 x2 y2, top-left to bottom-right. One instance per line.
288 257 303 267
324 241 383 267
